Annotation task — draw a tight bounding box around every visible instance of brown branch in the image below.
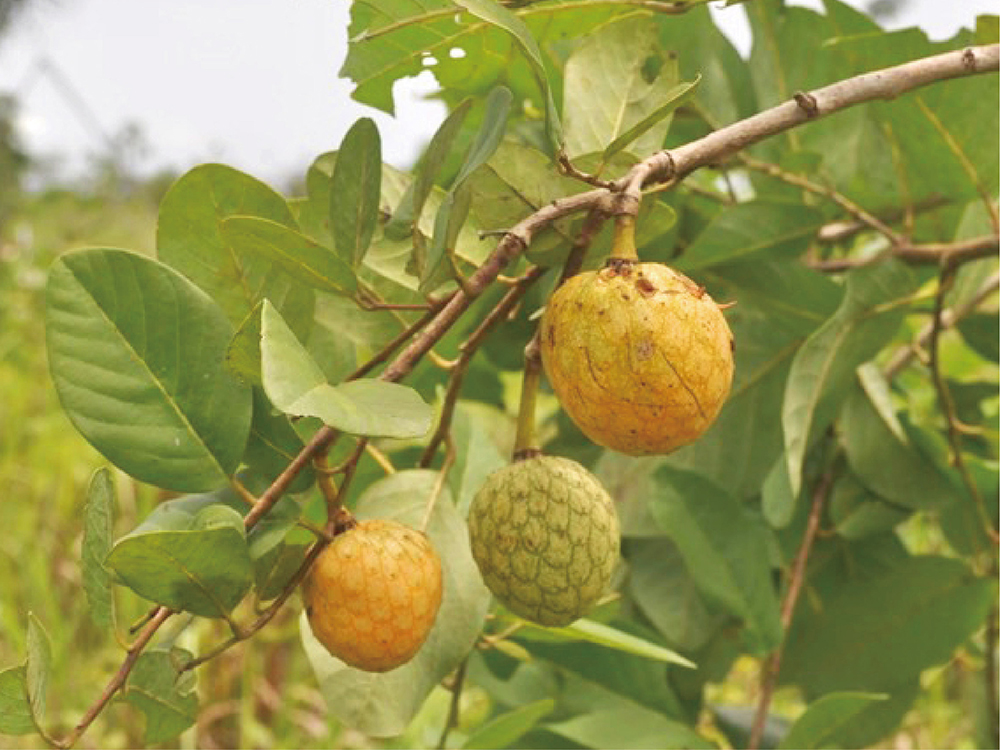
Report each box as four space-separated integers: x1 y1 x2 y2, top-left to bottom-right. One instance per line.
420 266 546 466
810 234 999 271
748 471 835 750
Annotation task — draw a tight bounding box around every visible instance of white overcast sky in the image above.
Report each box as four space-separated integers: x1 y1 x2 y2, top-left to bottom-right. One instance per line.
0 0 995 186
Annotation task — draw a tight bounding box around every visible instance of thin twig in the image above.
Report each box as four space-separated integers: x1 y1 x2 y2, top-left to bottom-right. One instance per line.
437 657 469 750
926 267 999 545
748 471 835 750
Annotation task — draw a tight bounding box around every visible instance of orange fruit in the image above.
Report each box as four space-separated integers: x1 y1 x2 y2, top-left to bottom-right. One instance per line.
302 519 443 672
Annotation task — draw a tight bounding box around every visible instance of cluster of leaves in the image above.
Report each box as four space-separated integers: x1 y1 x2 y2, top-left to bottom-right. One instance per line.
1 0 998 748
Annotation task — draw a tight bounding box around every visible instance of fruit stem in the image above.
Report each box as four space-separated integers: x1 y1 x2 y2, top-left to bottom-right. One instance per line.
513 334 543 460
609 214 639 262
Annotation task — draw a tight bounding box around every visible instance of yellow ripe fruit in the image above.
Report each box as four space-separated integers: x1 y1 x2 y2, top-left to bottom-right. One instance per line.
302 519 443 672
540 261 734 456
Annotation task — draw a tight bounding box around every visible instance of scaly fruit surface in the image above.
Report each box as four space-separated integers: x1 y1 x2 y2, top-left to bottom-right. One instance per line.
468 455 619 627
540 261 734 455
302 519 442 672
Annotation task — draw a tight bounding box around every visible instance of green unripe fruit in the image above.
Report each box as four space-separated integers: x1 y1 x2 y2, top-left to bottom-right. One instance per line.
468 455 620 627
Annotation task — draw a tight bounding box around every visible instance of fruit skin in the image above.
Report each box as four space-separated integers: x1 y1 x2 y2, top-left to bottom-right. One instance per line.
468 455 619 627
302 519 443 672
540 261 734 456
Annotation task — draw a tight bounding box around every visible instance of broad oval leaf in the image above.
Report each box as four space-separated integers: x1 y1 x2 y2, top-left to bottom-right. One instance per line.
260 301 432 439
156 163 304 327
45 248 253 493
331 117 383 268
648 466 783 655
106 504 253 618
220 216 358 296
302 469 491 737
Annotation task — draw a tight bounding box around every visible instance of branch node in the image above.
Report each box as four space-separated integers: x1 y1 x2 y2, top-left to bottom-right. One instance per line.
793 91 820 118
963 47 978 72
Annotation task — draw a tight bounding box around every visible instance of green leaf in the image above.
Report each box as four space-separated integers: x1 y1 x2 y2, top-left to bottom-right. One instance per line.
453 86 513 188
450 0 561 147
627 537 722 652
242 388 315 494
220 216 358 296
602 76 700 163
0 667 34 735
562 17 684 160
649 466 783 654
385 98 473 241
462 698 556 749
82 468 115 629
106 504 253 617
25 614 51 725
856 362 908 443
123 648 198 745
665 260 842 501
331 118 383 268
260 301 432 438
783 556 996 695
45 248 253 493
840 385 959 510
779 691 888 749
511 617 695 668
156 163 302 327
302 469 491 737
782 260 916 496
677 201 825 271
828 474 911 540
547 703 714 750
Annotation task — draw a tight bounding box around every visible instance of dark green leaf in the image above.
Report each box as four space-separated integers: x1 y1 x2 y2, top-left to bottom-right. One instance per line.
423 181 473 291
123 649 198 744
156 163 300 327
782 260 916 496
828 474 911 540
779 691 887 749
45 248 253 493
302 470 490 737
677 201 824 271
453 86 512 188
840 385 959 510
385 99 473 240
242 389 315 494
106 504 253 617
25 614 51 725
260 302 432 438
220 216 357 296
783 556 995 694
331 118 383 267
627 537 722 652
548 703 713 750
957 312 1000 362
462 699 555 749
0 667 34 735
82 468 115 629
649 466 782 654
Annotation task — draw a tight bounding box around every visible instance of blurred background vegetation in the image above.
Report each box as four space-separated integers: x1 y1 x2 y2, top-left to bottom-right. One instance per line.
0 1 994 748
